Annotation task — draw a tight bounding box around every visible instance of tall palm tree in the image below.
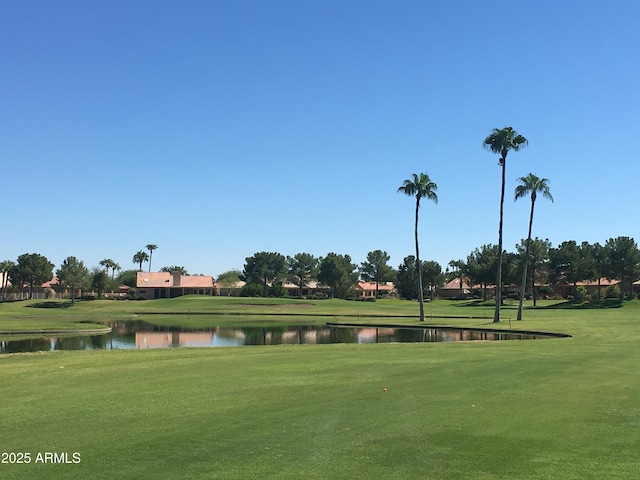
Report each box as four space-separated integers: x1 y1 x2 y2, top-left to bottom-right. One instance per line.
515 174 553 320
146 244 158 272
398 173 438 322
483 127 528 323
133 251 149 272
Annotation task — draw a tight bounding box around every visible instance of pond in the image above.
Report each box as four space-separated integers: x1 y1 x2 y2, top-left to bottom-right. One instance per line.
0 321 568 354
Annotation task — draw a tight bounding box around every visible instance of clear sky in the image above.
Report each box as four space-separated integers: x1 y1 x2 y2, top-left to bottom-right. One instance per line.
2 0 639 278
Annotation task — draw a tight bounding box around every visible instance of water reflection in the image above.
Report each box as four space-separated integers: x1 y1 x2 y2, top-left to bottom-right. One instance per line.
0 321 561 354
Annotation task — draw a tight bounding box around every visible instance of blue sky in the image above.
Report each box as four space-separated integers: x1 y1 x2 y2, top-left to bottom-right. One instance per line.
2 0 639 278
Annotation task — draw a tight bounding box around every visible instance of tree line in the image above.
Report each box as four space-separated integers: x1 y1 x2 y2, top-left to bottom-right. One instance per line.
1 235 639 303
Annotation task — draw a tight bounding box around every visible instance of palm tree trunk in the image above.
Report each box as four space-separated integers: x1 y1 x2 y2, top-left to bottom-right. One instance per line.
517 198 536 320
494 159 506 323
415 197 425 321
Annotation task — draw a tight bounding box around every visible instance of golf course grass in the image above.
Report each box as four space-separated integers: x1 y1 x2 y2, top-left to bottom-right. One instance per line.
1 297 639 479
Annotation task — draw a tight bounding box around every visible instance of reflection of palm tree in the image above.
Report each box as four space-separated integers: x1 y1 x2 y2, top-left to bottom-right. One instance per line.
398 173 438 322
132 251 149 272
514 174 553 320
146 244 158 272
483 127 528 323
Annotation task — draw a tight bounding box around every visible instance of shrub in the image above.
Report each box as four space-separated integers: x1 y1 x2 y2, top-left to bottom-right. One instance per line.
604 285 620 299
538 285 554 297
267 284 288 298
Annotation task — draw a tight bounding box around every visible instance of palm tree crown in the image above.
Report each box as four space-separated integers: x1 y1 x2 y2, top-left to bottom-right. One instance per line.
133 251 150 272
146 244 158 272
397 173 438 207
483 126 528 165
515 173 553 204
398 172 438 322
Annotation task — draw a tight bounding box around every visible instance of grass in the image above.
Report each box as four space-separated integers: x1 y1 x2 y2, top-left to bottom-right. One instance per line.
1 297 640 478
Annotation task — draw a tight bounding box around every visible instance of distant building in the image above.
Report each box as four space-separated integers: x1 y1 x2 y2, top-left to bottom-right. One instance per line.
354 281 396 299
136 272 216 299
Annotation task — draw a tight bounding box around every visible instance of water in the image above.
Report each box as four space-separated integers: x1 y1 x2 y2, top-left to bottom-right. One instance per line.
0 321 563 354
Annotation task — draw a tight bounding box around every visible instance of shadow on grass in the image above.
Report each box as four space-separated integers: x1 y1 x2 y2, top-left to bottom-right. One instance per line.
539 299 622 309
26 301 74 309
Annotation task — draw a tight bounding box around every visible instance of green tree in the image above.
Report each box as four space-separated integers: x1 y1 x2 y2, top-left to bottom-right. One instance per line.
132 250 149 272
100 258 121 280
397 172 438 321
422 260 444 301
317 253 358 299
217 270 242 285
286 253 319 298
591 242 606 299
117 269 139 288
483 126 528 322
396 255 420 300
56 256 90 302
242 252 287 297
160 266 188 275
603 236 640 300
515 237 551 306
549 241 594 300
466 244 499 301
0 260 15 300
91 268 110 299
514 173 553 319
12 253 54 300
146 244 158 272
359 250 393 298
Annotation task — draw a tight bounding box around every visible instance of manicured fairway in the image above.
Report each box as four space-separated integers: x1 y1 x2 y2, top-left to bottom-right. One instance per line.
1 299 640 479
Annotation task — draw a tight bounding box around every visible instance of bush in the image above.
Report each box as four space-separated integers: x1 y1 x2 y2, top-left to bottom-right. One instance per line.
240 282 263 297
605 285 620 299
267 284 288 298
538 285 554 297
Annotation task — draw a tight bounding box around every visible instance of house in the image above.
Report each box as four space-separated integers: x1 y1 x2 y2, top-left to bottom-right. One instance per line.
136 272 216 299
438 277 474 299
354 281 396 298
282 281 331 298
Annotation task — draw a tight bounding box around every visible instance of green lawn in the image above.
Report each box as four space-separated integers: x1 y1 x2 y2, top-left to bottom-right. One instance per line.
1 298 639 479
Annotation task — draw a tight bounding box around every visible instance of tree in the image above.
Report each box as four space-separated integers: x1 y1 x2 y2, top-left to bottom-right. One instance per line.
91 268 110 299
396 255 420 300
146 244 158 272
514 173 553 320
0 260 15 300
132 250 149 272
359 250 393 298
603 236 640 300
466 244 499 300
483 126 528 322
286 253 319 298
549 241 594 300
117 269 139 288
56 256 90 302
99 258 121 281
447 259 466 297
398 172 438 321
317 253 358 299
11 253 54 300
515 237 551 306
422 260 444 301
591 242 606 299
242 252 287 297
217 270 242 285
160 266 188 275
